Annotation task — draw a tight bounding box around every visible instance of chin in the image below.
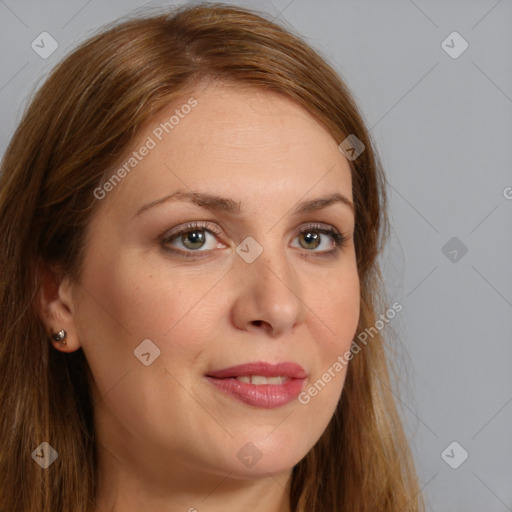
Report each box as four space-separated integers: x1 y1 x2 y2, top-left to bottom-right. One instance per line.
220 435 310 480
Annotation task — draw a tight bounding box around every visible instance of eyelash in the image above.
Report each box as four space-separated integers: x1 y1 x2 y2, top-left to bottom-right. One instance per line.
161 221 348 259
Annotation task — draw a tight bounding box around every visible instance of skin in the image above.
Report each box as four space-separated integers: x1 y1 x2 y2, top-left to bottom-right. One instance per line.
38 82 360 512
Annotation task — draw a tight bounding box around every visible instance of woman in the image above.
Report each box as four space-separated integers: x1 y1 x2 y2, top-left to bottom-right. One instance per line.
0 3 425 511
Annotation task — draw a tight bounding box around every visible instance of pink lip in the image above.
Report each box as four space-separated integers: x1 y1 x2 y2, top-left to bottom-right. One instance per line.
205 361 307 409
206 361 307 379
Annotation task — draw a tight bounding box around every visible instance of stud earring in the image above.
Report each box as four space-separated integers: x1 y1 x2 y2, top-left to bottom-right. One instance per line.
52 329 67 345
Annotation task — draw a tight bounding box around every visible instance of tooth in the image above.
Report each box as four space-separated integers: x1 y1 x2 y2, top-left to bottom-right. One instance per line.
235 375 287 385
251 375 268 385
267 376 284 385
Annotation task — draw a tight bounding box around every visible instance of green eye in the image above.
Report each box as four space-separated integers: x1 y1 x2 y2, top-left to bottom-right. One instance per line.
162 221 223 255
294 224 347 253
161 221 348 259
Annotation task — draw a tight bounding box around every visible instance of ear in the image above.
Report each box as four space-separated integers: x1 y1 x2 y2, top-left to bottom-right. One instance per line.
36 262 81 353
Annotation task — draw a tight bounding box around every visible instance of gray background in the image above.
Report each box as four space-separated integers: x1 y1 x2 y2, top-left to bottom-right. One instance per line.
1 0 511 510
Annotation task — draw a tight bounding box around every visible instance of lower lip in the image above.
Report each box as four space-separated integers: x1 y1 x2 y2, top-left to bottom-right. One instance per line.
205 376 306 409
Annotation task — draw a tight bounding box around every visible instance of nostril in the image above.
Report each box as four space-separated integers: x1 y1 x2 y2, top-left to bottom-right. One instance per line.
250 319 274 334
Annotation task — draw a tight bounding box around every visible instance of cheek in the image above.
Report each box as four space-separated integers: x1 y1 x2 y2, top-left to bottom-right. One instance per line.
300 266 360 413
72 251 222 444
73 250 223 387
316 264 360 351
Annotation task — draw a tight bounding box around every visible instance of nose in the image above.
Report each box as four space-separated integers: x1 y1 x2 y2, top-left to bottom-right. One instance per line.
230 245 305 337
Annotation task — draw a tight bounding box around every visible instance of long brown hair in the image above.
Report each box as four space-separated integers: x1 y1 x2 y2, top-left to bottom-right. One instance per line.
0 3 424 511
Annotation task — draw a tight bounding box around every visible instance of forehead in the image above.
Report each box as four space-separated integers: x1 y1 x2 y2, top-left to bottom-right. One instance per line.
97 83 352 216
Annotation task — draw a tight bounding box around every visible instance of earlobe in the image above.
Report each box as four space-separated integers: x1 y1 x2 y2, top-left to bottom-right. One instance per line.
36 262 81 353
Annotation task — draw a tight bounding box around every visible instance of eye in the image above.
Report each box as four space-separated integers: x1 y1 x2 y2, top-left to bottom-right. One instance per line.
292 223 347 255
161 221 225 256
161 221 348 258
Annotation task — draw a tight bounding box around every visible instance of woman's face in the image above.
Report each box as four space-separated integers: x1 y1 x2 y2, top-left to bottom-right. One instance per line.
68 82 359 484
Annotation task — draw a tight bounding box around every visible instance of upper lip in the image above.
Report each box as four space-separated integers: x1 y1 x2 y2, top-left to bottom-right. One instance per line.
206 361 307 379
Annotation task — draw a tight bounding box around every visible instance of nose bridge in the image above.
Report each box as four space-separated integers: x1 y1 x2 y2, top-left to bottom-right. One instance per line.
232 234 305 334
239 231 293 289
254 244 289 285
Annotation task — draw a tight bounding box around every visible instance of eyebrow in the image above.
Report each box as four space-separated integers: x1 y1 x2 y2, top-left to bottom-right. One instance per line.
134 190 355 218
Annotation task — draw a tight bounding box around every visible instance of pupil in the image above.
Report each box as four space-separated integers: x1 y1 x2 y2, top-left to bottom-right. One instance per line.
302 231 320 249
184 230 205 248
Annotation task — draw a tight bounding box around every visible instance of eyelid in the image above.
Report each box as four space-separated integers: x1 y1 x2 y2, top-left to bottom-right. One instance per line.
297 222 337 234
162 220 223 239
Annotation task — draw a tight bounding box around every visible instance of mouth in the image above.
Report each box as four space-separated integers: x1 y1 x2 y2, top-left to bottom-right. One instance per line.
205 361 307 409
